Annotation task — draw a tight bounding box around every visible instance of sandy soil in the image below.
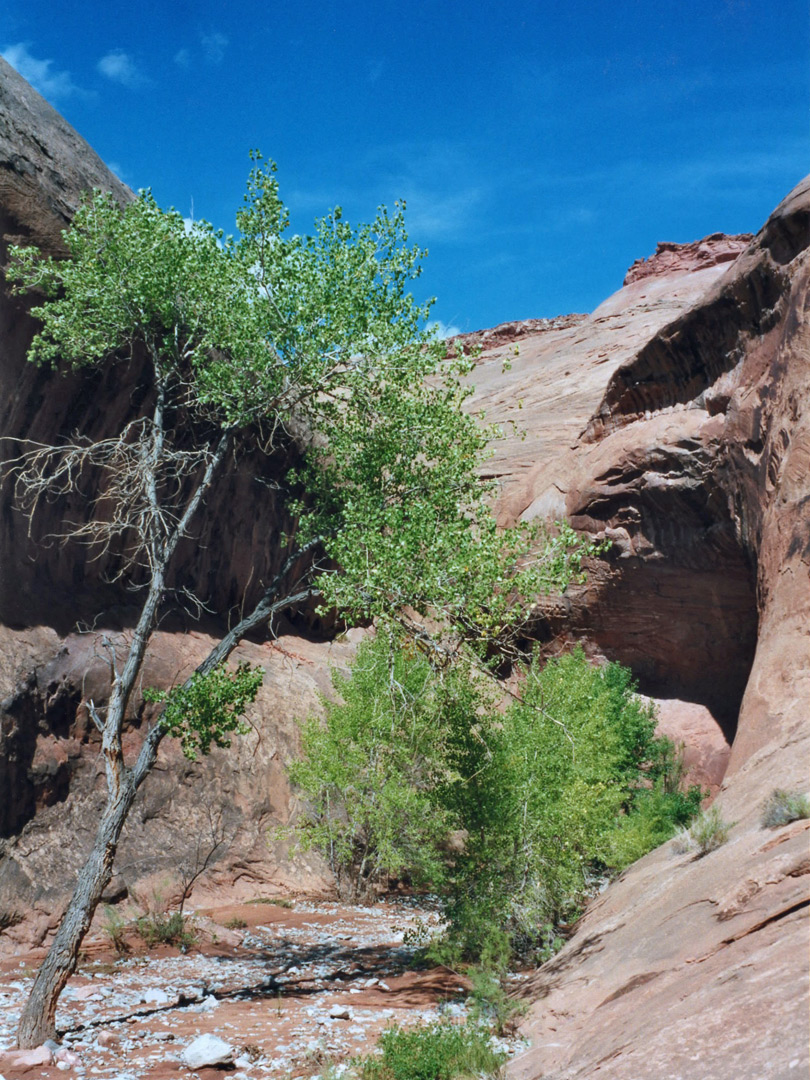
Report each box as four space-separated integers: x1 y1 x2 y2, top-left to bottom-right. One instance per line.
0 896 524 1079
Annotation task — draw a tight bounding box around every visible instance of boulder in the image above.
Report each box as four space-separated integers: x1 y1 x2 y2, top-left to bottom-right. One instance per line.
180 1033 234 1069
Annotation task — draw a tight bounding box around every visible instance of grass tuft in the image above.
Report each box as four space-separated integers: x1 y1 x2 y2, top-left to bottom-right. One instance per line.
761 788 810 828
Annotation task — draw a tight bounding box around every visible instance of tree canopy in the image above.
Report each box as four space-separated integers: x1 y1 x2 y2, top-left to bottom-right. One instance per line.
6 154 598 1047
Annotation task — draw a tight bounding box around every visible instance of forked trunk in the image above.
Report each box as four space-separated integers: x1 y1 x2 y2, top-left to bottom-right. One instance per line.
16 780 137 1048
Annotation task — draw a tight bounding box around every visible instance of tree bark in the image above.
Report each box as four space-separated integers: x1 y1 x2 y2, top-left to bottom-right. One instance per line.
16 778 138 1047
15 565 318 1047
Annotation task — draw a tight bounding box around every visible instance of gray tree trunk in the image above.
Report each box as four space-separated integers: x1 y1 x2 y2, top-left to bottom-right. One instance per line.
16 777 139 1046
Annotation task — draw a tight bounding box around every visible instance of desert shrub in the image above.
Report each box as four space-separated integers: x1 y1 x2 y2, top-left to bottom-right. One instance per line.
224 916 247 929
466 966 527 1037
608 778 704 868
289 628 461 900
246 896 293 907
101 905 130 955
135 911 196 949
673 804 733 856
291 638 701 964
357 1019 505 1080
440 648 701 963
761 788 810 828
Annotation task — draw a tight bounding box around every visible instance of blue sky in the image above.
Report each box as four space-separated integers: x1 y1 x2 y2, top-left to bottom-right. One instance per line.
2 1 808 333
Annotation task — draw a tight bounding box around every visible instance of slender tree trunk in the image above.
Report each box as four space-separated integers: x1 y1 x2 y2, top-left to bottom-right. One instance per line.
14 522 318 1047
16 778 138 1047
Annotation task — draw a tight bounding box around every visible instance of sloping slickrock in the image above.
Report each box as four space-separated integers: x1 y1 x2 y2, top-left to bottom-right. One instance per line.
0 628 362 951
464 177 810 1080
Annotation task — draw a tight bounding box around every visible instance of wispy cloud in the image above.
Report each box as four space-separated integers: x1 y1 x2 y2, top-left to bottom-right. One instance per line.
174 47 191 69
428 319 462 340
97 49 146 89
201 32 228 65
2 42 81 100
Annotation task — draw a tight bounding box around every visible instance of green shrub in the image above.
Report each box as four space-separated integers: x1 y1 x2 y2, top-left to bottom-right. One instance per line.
608 779 704 868
761 788 810 828
673 805 733 856
135 911 196 949
466 967 527 1037
440 648 701 962
357 1019 506 1080
101 905 130 955
291 638 701 965
289 628 459 900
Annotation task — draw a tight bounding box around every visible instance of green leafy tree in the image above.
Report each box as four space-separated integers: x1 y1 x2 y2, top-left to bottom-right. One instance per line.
5 154 594 1047
291 642 702 967
289 629 454 899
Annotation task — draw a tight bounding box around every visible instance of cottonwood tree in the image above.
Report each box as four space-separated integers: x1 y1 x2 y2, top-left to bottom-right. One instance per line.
6 155 593 1047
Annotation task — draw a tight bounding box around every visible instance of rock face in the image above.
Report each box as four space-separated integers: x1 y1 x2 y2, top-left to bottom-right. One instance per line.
0 56 339 943
457 178 810 1078
623 233 753 285
0 58 807 1078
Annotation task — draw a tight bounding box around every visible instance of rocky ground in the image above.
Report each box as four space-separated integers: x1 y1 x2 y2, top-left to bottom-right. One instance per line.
0 896 525 1079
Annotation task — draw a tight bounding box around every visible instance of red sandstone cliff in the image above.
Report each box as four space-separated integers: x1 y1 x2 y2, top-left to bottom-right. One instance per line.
459 181 810 1080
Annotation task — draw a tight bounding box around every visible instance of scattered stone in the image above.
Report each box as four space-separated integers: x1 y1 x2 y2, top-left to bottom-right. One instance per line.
180 1033 234 1069
329 1005 352 1020
142 988 169 1005
96 1032 120 1049
0 1045 54 1072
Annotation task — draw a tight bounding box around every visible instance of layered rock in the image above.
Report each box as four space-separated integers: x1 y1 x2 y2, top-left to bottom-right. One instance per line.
458 178 810 1079
623 233 753 285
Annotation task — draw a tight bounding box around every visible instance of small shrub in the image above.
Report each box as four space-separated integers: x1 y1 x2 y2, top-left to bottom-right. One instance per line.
357 1019 505 1080
246 896 293 908
101 905 130 955
673 805 733 856
136 911 196 949
608 778 704 869
224 916 248 929
761 788 810 828
467 967 527 1037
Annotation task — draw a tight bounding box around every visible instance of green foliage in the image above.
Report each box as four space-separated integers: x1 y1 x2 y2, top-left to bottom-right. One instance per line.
608 779 704 868
143 663 262 760
5 157 598 656
289 628 456 899
760 788 810 828
356 1019 506 1080
100 905 130 955
291 639 701 966
441 647 697 962
673 804 733 856
466 967 527 1037
135 911 196 949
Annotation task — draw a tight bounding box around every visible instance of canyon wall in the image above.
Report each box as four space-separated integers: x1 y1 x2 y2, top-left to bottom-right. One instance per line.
459 180 809 1078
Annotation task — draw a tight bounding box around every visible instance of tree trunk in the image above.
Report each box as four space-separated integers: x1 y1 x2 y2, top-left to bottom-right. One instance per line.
16 779 138 1047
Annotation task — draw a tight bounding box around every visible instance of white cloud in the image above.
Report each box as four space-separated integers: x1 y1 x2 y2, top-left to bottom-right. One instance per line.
201 32 228 65
174 48 191 69
97 50 145 89
2 42 80 100
428 319 462 340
